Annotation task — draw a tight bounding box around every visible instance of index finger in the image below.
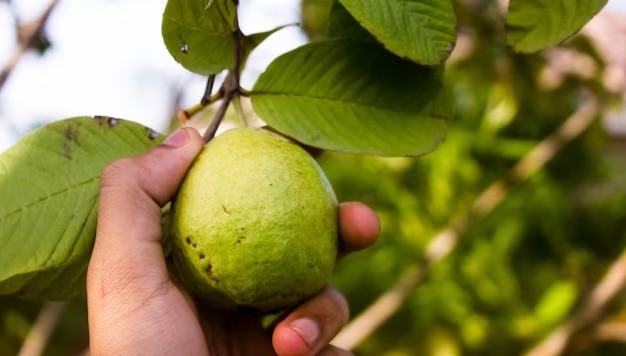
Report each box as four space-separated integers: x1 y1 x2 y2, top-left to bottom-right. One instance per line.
338 202 380 253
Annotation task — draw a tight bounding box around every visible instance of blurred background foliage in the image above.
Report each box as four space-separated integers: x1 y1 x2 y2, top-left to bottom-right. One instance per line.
2 0 626 355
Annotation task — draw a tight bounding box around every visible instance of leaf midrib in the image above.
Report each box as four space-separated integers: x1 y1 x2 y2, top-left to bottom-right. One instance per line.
252 91 445 119
0 177 99 222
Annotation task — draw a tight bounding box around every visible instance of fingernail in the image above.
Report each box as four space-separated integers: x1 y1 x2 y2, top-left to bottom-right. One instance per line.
162 128 189 148
290 318 319 349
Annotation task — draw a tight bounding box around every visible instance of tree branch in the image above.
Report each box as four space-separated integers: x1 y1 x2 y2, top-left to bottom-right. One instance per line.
17 302 66 356
332 96 601 350
0 0 59 92
524 249 626 356
201 0 244 143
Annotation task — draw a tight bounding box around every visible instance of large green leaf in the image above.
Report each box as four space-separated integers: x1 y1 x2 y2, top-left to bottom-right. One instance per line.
327 1 374 41
338 0 456 65
506 0 607 53
242 25 290 66
0 117 163 300
162 0 237 74
251 39 451 157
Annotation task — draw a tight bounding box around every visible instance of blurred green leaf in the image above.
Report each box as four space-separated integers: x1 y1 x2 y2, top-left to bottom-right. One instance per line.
506 0 608 53
252 39 450 156
0 117 162 300
533 281 577 327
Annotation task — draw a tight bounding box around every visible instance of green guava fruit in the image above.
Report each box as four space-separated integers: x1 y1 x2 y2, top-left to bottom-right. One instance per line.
170 127 338 311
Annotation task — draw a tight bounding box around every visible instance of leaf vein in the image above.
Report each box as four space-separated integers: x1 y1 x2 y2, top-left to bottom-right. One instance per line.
0 177 99 223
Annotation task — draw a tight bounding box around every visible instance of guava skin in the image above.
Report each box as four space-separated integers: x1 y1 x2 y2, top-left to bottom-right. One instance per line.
170 128 338 311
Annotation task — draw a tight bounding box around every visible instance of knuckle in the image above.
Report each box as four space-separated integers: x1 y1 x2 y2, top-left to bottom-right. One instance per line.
100 158 137 188
332 288 350 322
321 286 350 325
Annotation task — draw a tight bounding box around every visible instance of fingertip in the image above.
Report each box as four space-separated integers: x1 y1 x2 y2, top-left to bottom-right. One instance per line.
162 127 204 152
273 286 349 356
181 127 204 148
339 202 380 251
273 325 311 356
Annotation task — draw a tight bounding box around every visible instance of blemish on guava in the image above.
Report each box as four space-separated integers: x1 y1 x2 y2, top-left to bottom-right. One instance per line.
199 253 205 260
185 236 197 248
206 264 219 283
221 203 231 215
236 236 246 244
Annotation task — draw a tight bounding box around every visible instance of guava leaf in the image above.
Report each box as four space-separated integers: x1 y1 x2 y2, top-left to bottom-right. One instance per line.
338 0 457 65
242 25 290 66
251 39 451 157
506 0 607 53
0 117 163 300
162 0 237 74
327 1 374 41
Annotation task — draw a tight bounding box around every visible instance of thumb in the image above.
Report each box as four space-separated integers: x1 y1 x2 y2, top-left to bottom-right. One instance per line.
100 127 205 207
88 127 203 303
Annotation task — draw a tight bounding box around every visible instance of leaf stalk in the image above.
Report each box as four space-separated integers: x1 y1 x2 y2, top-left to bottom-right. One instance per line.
201 0 244 143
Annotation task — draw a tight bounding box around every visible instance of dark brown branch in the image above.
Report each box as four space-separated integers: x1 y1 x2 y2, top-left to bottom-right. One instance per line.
200 75 216 106
201 0 244 143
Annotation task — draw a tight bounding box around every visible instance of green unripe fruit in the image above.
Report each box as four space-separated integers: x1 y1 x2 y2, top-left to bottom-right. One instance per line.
170 128 338 311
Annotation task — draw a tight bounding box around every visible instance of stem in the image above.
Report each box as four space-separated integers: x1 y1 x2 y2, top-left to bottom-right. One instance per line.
202 75 236 142
201 0 244 143
200 75 216 106
239 88 252 97
177 91 223 125
18 302 66 356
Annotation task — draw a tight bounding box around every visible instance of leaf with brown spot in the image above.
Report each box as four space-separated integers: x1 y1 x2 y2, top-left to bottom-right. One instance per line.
0 116 163 300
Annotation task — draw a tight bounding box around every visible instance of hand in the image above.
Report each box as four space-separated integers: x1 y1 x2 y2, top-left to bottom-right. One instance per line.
87 128 380 356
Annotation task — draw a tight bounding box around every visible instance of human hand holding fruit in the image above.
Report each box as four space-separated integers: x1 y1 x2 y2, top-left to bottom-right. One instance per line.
87 127 380 356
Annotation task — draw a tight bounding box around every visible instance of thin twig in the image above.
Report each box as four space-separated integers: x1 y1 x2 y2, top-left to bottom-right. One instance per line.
177 91 224 125
200 75 216 106
201 0 244 143
0 0 59 92
202 80 235 142
524 249 626 356
332 96 601 350
17 302 66 356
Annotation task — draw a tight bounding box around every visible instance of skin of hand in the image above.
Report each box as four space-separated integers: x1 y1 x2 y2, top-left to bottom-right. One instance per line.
87 128 380 356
